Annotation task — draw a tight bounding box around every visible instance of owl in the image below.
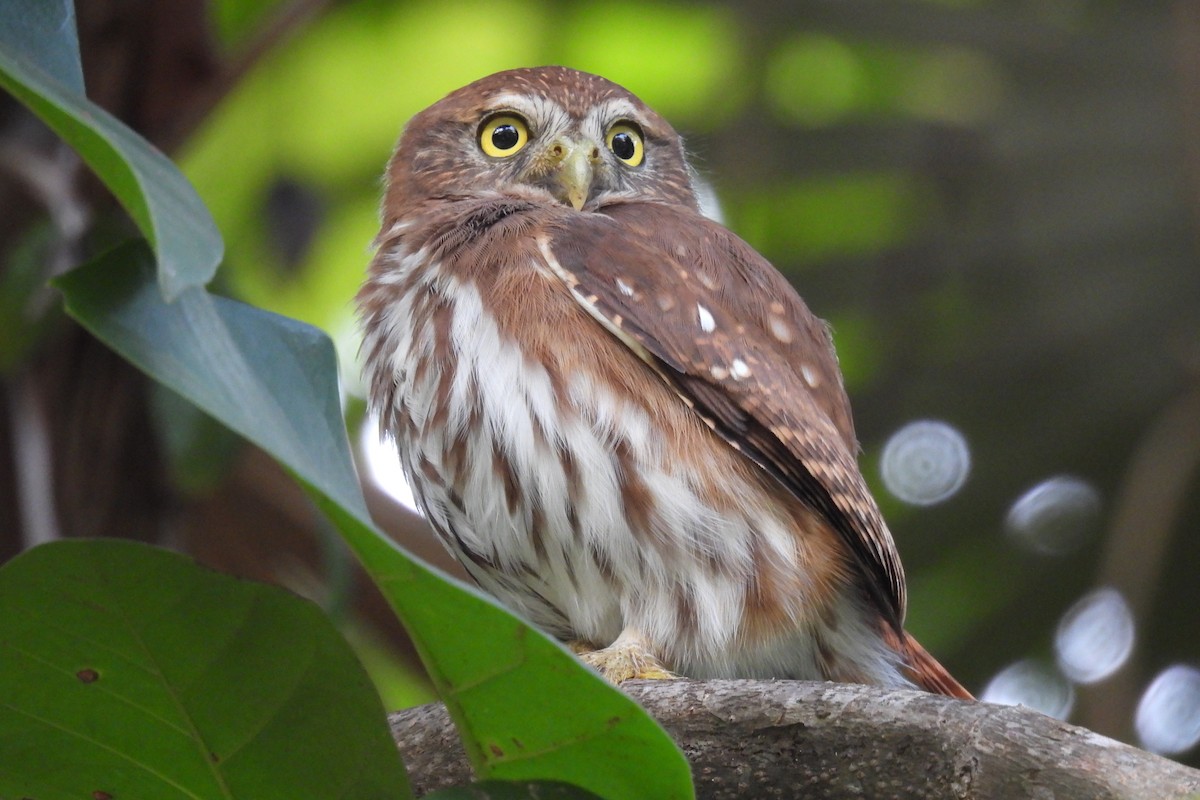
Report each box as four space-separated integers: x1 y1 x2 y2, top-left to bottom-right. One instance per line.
358 66 970 697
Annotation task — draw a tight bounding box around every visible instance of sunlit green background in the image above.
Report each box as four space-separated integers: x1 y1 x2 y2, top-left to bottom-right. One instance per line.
177 0 1198 763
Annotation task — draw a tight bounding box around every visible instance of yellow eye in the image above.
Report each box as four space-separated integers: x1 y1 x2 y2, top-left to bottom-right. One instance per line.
479 114 529 158
606 122 644 166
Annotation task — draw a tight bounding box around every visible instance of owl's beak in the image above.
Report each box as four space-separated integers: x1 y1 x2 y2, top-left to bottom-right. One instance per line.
546 138 599 211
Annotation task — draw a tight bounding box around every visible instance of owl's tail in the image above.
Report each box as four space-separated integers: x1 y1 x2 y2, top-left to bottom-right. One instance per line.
902 631 974 699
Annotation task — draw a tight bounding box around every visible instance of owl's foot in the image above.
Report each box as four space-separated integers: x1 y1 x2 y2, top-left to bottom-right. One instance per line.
572 629 678 683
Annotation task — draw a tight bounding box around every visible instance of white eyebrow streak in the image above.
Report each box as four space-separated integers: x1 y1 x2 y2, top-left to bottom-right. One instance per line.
582 98 643 137
486 93 548 111
484 94 570 134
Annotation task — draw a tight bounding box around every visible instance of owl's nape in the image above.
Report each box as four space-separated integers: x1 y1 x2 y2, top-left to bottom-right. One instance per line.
359 66 971 699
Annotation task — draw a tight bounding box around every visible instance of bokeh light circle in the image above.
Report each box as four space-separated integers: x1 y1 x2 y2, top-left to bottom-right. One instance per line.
1054 587 1135 684
880 419 971 506
980 659 1074 720
1135 665 1200 755
1006 475 1102 556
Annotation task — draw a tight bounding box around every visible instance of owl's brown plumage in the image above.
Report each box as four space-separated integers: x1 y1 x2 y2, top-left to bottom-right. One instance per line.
358 66 969 697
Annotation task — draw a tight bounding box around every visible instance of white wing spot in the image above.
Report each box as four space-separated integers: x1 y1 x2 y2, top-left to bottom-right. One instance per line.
769 315 793 344
616 277 634 297
537 237 653 363
731 359 751 380
697 304 716 333
802 364 820 388
710 365 729 380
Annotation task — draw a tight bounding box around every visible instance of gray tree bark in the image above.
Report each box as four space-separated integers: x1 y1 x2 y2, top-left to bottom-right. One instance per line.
389 679 1200 799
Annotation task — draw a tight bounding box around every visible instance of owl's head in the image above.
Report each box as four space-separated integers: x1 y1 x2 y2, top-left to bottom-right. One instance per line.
383 66 699 215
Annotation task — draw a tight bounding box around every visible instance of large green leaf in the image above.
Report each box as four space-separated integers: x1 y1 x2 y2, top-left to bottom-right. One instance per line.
314 498 691 799
0 0 221 299
55 241 695 800
0 0 82 93
0 538 410 800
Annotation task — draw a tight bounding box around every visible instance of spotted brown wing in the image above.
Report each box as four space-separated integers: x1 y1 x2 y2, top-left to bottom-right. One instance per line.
543 201 907 628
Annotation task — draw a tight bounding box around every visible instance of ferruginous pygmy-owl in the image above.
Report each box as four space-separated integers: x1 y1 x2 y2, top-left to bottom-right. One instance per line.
358 66 971 697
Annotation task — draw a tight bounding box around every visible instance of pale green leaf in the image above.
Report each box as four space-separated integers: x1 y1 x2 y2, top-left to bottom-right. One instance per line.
0 0 222 298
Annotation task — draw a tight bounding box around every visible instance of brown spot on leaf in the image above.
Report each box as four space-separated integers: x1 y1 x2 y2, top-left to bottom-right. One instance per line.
76 668 99 684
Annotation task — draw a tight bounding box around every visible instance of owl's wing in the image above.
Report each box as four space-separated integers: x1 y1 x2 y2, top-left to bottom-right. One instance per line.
544 200 906 627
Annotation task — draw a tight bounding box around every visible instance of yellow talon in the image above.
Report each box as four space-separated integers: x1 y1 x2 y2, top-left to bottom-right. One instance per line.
572 630 679 683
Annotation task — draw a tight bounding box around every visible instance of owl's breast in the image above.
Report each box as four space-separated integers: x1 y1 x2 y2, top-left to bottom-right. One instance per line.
359 215 854 673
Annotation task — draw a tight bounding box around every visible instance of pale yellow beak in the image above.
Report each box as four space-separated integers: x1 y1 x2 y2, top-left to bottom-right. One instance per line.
547 138 599 211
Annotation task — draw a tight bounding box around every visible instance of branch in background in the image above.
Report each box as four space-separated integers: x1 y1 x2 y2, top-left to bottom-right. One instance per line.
1172 0 1200 233
1082 382 1200 741
391 679 1200 799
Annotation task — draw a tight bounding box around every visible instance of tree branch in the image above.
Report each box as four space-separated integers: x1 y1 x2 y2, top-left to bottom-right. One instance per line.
389 679 1200 799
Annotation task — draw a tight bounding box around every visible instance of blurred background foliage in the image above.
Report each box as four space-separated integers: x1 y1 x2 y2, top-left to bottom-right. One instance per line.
3 0 1199 767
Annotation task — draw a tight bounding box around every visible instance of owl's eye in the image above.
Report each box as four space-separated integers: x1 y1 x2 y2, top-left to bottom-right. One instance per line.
606 122 644 167
479 114 529 158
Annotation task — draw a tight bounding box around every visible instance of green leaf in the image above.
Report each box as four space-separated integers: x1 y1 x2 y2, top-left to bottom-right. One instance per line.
149 384 244 495
56 241 366 518
312 498 691 800
54 241 695 800
0 538 411 800
0 0 222 299
424 780 606 799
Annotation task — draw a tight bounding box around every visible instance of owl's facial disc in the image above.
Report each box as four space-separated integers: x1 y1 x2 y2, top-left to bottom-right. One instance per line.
473 95 652 211
523 121 645 210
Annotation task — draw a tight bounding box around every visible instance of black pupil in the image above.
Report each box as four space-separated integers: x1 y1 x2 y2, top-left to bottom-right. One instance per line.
612 131 636 160
492 124 520 150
